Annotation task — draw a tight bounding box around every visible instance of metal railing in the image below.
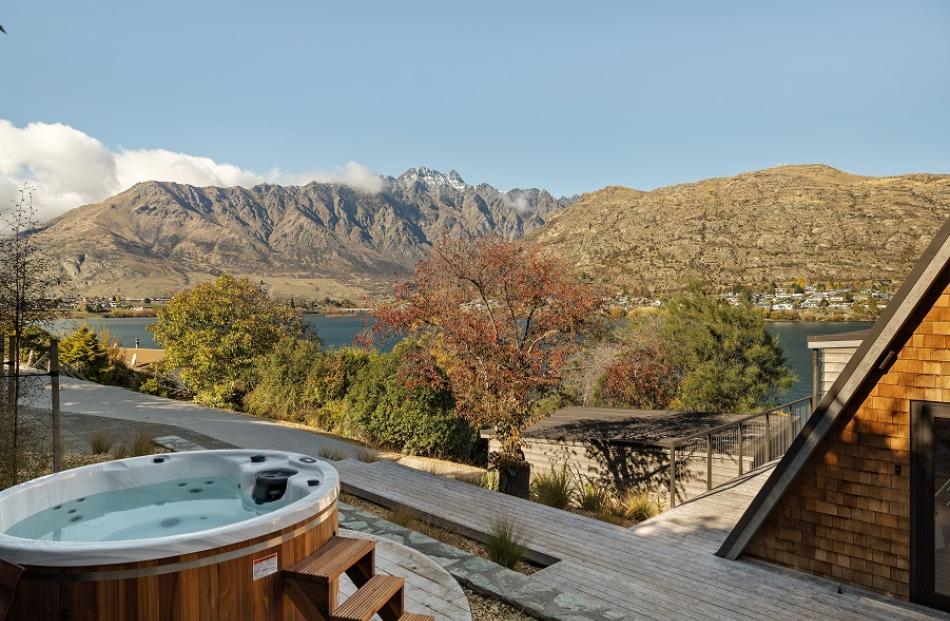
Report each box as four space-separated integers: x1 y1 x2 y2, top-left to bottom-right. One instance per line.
661 396 812 507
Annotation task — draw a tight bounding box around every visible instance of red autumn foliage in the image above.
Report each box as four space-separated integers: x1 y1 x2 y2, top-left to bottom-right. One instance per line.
596 343 682 410
369 236 604 459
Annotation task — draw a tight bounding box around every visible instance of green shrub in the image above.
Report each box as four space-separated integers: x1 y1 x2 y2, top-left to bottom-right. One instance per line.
59 325 112 381
342 342 474 460
244 336 324 420
530 465 574 509
244 341 370 423
486 518 527 569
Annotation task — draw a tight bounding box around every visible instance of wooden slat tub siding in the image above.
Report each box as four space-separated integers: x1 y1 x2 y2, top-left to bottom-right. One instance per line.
10 506 337 621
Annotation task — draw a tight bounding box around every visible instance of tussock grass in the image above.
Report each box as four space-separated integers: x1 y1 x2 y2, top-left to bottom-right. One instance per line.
356 448 381 463
88 432 114 455
486 518 527 569
115 431 156 458
619 490 661 523
575 479 612 514
318 446 346 461
530 465 574 509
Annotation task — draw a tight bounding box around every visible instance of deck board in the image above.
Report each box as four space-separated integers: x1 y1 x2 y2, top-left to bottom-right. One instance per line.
336 459 950 620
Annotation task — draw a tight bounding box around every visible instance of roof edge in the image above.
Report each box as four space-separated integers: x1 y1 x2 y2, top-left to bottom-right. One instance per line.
717 218 950 560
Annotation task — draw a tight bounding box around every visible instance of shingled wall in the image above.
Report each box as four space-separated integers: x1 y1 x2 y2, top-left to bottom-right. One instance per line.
745 279 950 598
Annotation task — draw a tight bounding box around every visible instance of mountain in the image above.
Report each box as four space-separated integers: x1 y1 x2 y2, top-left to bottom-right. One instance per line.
33 167 573 299
533 165 950 295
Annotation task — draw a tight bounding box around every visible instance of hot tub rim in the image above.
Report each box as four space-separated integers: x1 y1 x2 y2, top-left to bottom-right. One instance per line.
0 449 339 567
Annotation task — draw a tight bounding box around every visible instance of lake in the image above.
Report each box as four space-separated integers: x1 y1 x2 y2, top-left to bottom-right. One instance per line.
47 316 872 405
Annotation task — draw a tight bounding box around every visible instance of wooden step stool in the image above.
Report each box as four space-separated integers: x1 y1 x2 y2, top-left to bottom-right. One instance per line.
284 536 434 621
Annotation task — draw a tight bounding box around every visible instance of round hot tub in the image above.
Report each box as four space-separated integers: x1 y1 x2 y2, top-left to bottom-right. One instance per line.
0 449 339 621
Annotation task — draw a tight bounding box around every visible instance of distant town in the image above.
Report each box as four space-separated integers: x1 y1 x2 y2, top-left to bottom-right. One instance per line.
59 280 893 323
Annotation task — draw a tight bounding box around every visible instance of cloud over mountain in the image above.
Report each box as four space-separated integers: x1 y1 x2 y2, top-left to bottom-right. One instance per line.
0 119 383 220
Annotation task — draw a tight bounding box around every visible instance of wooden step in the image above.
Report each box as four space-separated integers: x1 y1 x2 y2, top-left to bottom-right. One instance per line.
397 614 434 621
284 536 376 621
285 535 376 584
331 575 404 621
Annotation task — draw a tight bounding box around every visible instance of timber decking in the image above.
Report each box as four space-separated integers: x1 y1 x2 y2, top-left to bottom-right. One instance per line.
336 459 949 621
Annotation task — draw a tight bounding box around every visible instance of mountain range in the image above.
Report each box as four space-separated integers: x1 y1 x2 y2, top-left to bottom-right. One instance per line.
29 164 950 299
33 167 572 299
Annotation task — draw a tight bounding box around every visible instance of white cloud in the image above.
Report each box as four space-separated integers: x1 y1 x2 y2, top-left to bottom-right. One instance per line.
503 193 530 214
289 162 386 194
0 119 384 221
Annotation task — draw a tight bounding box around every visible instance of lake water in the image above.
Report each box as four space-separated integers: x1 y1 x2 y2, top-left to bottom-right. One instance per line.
48 316 872 405
765 320 872 402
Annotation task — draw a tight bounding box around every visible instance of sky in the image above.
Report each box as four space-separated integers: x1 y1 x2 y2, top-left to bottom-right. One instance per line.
2 0 949 220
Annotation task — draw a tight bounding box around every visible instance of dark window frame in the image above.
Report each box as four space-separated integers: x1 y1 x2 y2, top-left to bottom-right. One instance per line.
911 400 950 610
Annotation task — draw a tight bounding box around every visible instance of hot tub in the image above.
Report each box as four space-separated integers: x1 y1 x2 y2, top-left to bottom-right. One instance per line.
0 449 339 621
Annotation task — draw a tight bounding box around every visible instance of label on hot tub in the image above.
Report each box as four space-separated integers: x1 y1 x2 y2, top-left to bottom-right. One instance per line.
252 552 279 580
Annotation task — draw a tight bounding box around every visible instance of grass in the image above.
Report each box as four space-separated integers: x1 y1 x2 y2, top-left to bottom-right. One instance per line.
486 518 527 569
317 446 346 461
619 490 661 522
114 431 156 458
451 469 498 491
356 448 381 463
530 465 574 509
575 479 612 514
88 432 114 455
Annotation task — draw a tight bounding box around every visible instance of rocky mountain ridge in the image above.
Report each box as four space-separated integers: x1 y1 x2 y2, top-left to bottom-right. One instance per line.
534 164 950 295
33 167 573 298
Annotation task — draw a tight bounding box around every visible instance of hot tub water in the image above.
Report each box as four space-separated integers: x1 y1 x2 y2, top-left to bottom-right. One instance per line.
5 476 280 542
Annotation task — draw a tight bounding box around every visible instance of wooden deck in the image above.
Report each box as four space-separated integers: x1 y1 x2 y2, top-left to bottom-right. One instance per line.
336 459 949 621
338 530 471 621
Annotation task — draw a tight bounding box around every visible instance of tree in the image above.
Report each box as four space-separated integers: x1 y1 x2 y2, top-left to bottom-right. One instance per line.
59 325 111 381
150 275 300 407
659 286 795 413
370 237 603 496
595 342 681 409
0 187 62 485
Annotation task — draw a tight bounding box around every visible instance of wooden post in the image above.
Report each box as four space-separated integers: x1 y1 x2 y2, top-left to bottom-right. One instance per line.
50 339 62 473
0 336 5 476
706 434 713 491
669 445 677 508
812 348 821 407
764 411 772 462
6 335 16 484
737 422 744 476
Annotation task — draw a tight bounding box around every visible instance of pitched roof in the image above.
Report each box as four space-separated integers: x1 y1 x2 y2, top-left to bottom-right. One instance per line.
718 218 950 560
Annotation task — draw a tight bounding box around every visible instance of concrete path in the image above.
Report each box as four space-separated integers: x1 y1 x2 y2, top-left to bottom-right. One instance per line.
29 375 371 458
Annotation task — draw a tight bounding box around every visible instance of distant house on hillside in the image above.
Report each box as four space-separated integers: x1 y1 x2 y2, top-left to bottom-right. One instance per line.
720 218 950 610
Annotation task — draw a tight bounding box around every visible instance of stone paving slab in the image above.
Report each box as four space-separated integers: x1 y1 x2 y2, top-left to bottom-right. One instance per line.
339 502 627 621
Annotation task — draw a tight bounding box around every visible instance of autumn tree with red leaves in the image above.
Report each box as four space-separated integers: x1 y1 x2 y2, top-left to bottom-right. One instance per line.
370 237 604 496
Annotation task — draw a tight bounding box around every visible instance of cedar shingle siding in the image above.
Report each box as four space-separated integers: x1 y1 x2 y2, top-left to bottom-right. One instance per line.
745 282 950 598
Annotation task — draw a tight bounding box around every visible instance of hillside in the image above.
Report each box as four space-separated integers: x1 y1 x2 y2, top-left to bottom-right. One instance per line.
33 167 572 299
533 165 950 295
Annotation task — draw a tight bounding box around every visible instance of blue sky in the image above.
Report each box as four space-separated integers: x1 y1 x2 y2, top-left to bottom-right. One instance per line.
2 0 949 207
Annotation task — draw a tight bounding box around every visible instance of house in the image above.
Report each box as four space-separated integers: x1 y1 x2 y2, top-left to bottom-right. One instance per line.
718 218 950 611
807 329 868 402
